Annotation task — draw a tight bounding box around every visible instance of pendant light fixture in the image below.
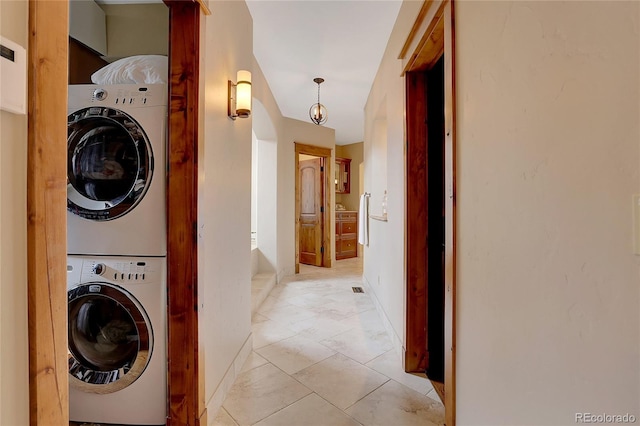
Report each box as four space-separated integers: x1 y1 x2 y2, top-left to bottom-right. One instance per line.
309 77 328 125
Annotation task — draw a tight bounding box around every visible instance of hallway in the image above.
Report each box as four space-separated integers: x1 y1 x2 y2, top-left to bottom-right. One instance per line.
213 258 445 426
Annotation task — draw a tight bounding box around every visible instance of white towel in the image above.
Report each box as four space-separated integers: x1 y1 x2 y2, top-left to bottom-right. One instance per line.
358 194 369 246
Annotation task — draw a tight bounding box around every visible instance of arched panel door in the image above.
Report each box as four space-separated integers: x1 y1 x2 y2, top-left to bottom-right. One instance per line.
299 157 323 266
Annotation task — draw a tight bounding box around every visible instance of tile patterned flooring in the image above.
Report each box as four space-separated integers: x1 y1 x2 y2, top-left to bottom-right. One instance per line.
213 257 444 426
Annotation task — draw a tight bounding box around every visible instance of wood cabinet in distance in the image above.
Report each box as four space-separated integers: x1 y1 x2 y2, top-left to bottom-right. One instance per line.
336 211 357 260
335 157 351 194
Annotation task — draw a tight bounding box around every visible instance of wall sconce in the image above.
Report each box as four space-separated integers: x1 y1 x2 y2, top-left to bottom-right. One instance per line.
228 70 251 120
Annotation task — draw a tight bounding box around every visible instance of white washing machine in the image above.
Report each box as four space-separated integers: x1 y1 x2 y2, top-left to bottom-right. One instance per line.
67 84 167 256
67 255 167 425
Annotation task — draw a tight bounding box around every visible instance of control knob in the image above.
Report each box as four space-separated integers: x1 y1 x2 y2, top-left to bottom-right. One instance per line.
92 88 107 101
92 263 106 276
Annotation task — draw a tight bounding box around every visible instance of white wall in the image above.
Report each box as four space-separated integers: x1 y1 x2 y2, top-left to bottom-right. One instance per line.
0 1 29 425
455 2 639 423
251 132 258 237
198 0 254 419
365 0 640 424
252 60 284 278
255 134 278 273
251 86 280 274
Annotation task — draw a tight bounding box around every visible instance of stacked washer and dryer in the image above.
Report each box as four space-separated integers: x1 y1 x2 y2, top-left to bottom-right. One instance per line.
66 84 168 425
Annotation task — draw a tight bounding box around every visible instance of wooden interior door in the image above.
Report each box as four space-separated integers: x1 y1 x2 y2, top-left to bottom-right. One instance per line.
299 158 324 266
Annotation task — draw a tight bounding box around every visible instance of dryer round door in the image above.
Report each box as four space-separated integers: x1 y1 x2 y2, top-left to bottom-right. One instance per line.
67 107 153 221
68 282 153 393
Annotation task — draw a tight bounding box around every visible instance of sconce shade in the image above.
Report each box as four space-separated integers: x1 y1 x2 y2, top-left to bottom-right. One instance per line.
235 70 251 118
228 70 252 120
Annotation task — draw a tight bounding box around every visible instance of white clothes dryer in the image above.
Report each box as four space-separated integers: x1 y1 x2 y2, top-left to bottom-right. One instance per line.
67 255 167 425
67 84 167 256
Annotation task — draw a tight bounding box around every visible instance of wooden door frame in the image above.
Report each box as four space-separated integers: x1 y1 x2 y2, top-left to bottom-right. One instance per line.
294 143 333 273
27 2 69 424
164 1 204 425
400 1 456 425
27 1 206 425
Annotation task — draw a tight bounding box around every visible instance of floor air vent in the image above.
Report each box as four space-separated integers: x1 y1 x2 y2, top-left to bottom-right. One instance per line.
352 287 364 293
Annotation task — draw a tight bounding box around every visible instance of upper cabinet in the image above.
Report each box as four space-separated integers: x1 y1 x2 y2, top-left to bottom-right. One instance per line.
69 0 107 55
335 157 351 194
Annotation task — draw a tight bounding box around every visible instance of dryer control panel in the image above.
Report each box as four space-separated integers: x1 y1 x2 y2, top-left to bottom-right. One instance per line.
68 84 168 110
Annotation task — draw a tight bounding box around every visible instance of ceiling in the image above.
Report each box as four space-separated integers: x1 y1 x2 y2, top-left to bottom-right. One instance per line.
96 0 403 145
246 1 402 145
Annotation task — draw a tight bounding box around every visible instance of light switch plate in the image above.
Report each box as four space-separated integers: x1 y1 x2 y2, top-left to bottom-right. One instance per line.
633 195 640 255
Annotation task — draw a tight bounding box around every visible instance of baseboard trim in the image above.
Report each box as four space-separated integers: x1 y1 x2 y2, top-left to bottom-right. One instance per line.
204 333 253 424
361 275 404 359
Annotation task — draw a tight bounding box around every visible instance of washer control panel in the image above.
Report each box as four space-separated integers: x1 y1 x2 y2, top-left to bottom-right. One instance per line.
67 256 164 286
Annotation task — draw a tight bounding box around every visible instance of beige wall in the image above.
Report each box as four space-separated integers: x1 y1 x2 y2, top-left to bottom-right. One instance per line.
336 142 363 211
362 0 422 356
365 0 640 423
0 1 29 425
198 0 254 419
455 2 639 423
100 3 169 61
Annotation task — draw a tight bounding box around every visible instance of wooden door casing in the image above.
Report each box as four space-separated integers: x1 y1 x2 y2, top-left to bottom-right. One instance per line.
28 1 70 424
164 1 202 424
299 158 323 266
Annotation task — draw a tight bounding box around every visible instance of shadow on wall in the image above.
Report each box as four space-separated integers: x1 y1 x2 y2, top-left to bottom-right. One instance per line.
251 98 278 274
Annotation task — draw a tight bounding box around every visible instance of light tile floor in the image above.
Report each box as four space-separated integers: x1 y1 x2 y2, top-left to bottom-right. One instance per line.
214 257 444 426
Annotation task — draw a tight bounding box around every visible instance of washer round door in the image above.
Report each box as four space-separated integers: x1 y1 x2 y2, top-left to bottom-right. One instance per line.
68 282 153 393
67 107 153 221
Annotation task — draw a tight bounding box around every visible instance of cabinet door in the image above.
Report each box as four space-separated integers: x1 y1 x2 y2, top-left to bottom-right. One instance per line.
337 236 357 259
335 157 351 194
341 221 357 235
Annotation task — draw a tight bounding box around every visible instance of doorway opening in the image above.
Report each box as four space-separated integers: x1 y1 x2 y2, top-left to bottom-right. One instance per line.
294 143 332 273
401 1 456 423
405 57 445 382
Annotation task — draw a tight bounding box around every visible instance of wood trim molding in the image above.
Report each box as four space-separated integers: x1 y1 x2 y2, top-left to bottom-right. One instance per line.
165 2 201 425
165 0 211 15
443 2 456 423
295 143 333 158
27 1 69 424
294 143 333 273
398 0 433 59
196 0 212 15
399 0 446 74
